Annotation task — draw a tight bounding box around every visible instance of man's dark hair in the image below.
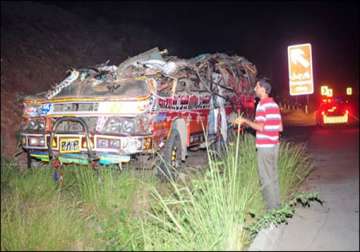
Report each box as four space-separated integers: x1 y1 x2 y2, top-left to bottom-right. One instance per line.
257 78 272 94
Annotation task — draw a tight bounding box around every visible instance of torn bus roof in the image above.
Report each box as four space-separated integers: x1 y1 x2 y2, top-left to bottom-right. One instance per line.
26 47 257 101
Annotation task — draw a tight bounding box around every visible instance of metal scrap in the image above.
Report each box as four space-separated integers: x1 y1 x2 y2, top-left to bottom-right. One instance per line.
46 70 79 99
39 47 257 113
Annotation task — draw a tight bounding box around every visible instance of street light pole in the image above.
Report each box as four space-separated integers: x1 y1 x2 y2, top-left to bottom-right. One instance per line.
305 94 309 114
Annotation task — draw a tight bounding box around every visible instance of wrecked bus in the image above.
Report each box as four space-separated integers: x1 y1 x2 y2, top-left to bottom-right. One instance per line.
20 47 257 179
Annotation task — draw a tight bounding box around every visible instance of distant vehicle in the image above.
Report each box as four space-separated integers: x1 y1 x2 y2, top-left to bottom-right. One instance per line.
20 47 258 180
315 96 352 126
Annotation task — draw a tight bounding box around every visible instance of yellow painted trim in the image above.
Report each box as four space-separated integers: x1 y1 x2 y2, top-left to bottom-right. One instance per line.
23 99 46 105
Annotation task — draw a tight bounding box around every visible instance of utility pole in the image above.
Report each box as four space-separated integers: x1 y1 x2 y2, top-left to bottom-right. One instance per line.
305 95 309 114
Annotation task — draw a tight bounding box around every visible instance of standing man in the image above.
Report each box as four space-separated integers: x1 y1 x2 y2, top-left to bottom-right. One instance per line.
233 78 283 210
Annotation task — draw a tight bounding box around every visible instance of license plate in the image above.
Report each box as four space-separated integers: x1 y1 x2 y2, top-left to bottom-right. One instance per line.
323 114 348 124
60 138 80 153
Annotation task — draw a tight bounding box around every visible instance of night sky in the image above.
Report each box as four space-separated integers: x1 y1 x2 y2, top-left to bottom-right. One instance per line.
43 1 359 99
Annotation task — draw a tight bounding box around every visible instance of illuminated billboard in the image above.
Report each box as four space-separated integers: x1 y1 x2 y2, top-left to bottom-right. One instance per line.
288 43 314 96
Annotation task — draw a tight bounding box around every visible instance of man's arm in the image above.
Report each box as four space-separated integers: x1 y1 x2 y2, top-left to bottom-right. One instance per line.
233 116 264 131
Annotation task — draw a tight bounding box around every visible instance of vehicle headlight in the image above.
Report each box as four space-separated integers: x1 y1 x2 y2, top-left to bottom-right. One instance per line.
122 138 142 153
102 118 135 135
109 139 121 149
29 137 39 145
97 138 109 148
96 138 120 149
122 120 135 134
25 118 45 131
39 137 45 145
103 118 122 134
38 121 45 130
28 136 46 146
29 120 38 130
101 117 145 135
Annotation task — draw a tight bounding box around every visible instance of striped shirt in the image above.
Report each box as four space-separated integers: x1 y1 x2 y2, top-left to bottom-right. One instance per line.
255 97 282 148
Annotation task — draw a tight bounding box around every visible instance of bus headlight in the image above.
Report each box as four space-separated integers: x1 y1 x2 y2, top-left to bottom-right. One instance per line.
25 118 45 131
28 136 46 146
109 139 121 149
122 120 135 134
102 118 135 135
97 138 109 148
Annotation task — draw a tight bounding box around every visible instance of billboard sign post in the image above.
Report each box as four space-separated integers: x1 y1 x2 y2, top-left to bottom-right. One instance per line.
288 43 314 96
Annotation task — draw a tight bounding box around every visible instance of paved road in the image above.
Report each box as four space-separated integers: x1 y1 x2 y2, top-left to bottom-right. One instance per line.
250 124 359 251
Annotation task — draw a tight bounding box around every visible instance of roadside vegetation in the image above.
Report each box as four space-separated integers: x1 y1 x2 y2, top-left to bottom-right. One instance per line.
1 133 319 251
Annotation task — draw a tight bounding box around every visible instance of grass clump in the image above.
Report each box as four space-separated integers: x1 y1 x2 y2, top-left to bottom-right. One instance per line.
1 195 85 251
1 156 20 193
278 142 314 199
1 159 86 250
141 133 315 251
69 167 153 250
1 160 155 251
1 131 316 251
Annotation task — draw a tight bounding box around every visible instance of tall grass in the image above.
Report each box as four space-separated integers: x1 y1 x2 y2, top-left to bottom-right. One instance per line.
1 159 155 251
278 142 313 199
1 132 314 251
1 195 85 250
1 156 20 193
1 159 88 250
69 166 151 250
141 133 314 250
